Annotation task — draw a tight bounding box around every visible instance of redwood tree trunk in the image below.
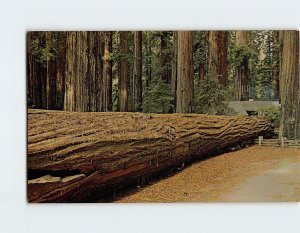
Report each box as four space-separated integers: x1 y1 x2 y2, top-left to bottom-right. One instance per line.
133 31 143 112
119 32 129 112
45 32 57 110
27 109 273 203
171 31 178 112
271 31 280 101
102 31 113 112
161 32 169 83
279 30 300 139
217 31 228 87
146 31 152 88
64 32 103 112
235 31 249 101
176 31 194 113
55 32 66 110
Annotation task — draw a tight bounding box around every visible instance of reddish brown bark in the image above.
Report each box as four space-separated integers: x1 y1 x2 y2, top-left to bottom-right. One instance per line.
208 31 228 87
133 31 143 111
64 32 103 112
176 31 194 113
119 32 129 112
27 109 273 202
235 31 249 101
102 31 113 112
161 32 169 83
279 30 300 139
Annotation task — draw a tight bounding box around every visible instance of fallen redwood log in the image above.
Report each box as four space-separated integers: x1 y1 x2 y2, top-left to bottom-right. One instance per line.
27 109 273 202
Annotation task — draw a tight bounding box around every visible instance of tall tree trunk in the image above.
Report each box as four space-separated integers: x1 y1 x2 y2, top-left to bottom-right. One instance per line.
271 31 280 101
119 32 129 112
45 32 57 110
64 32 88 112
64 32 103 112
161 32 169 83
87 32 103 112
176 31 194 113
235 31 249 101
133 31 143 112
198 32 208 87
279 30 300 139
55 32 66 110
218 31 228 87
208 31 218 77
102 31 113 112
171 31 178 112
146 32 152 88
278 30 284 103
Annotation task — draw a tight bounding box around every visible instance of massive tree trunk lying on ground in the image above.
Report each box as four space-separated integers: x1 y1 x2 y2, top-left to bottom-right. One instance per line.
27 109 273 202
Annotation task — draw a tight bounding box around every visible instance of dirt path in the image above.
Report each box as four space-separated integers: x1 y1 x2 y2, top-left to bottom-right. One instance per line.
218 161 300 202
114 146 300 202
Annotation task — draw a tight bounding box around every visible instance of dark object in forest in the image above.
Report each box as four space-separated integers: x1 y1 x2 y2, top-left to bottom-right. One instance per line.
27 109 273 202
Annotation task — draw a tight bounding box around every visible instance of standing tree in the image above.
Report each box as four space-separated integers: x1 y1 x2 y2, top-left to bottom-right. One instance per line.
176 31 194 113
119 31 129 112
235 31 249 100
27 32 66 110
279 30 300 139
208 31 228 87
171 31 178 112
161 32 169 83
45 32 57 110
145 31 152 88
102 31 113 112
64 31 103 112
133 31 143 111
55 32 66 110
27 32 46 109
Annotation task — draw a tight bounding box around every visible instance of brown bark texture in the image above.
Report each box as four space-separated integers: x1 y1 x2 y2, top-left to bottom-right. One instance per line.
102 31 113 112
208 31 228 87
176 31 194 113
235 31 249 101
171 31 178 112
145 32 152 88
119 32 129 112
279 30 300 139
27 109 273 202
161 32 169 83
64 32 103 112
133 31 143 112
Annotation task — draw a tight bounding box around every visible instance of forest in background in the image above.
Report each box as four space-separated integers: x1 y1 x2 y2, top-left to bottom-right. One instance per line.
26 31 299 139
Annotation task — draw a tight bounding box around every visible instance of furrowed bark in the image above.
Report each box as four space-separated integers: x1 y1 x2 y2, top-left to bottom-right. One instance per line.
133 31 143 112
64 32 103 112
171 31 178 113
279 30 300 139
235 31 249 101
208 31 227 87
102 31 113 112
28 109 273 202
119 31 129 112
176 31 194 113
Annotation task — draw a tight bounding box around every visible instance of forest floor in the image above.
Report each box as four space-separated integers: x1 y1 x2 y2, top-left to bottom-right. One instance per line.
113 146 300 202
